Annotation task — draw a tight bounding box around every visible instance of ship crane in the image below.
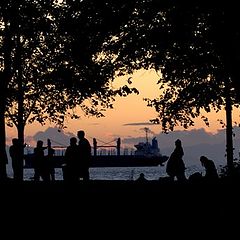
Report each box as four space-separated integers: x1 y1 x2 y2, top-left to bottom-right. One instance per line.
141 127 151 144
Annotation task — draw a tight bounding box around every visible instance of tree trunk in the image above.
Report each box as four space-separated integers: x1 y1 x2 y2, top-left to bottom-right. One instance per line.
0 72 8 180
0 97 8 180
0 15 12 180
16 30 25 181
225 80 234 171
17 123 25 181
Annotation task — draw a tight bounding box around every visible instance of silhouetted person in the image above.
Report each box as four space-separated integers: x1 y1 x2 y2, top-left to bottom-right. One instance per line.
117 138 121 156
33 140 49 182
77 130 91 181
93 138 97 156
200 156 218 181
166 139 186 182
188 172 203 183
64 137 80 181
136 173 147 182
47 139 55 181
9 138 23 181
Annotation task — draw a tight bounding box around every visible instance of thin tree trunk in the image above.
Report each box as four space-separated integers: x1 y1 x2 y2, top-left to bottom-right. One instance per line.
0 97 8 180
17 123 24 181
16 29 25 181
0 14 12 181
225 79 234 171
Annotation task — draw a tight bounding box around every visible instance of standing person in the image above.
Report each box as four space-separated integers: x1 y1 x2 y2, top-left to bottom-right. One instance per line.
9 138 23 181
47 139 55 181
200 156 219 181
166 139 186 182
33 140 49 182
77 130 91 181
64 137 80 181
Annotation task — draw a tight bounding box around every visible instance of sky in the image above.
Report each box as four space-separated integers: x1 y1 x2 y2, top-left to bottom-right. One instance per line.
5 68 240 165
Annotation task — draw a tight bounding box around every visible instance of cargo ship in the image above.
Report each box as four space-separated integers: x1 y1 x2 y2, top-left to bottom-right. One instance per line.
24 136 168 168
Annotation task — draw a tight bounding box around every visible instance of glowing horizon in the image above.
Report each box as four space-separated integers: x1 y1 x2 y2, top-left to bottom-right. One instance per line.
6 69 240 145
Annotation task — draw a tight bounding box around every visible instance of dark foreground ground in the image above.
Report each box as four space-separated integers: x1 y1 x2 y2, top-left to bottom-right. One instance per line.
0 178 239 234
1 178 239 211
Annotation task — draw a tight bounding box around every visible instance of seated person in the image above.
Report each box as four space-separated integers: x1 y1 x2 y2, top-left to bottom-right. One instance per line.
200 156 219 181
188 172 202 183
136 173 147 182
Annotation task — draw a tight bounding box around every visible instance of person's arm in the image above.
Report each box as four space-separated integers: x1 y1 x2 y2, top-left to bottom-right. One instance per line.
42 146 48 151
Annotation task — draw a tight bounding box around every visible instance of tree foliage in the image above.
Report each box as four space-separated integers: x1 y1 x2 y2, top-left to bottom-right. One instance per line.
101 0 240 132
0 0 140 177
1 0 139 132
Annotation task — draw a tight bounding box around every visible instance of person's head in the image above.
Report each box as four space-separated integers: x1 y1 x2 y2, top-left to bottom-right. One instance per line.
77 130 85 140
37 140 43 148
70 137 77 146
138 173 146 181
200 156 208 166
140 173 145 178
12 138 19 145
175 139 182 147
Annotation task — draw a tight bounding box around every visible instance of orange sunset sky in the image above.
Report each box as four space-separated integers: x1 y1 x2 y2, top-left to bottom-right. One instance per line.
6 69 240 146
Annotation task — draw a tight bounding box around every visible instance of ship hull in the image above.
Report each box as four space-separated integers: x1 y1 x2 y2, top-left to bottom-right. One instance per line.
24 154 168 168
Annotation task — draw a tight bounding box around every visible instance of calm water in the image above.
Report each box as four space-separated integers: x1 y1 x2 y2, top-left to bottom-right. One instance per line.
7 164 207 181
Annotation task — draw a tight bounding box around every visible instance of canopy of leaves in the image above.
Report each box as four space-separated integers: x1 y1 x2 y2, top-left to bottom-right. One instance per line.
0 0 139 129
101 0 240 131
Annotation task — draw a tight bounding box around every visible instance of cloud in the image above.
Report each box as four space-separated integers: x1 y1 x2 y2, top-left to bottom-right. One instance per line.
123 122 156 126
21 126 240 168
31 127 75 147
24 136 36 146
6 136 13 146
122 127 240 167
122 128 232 148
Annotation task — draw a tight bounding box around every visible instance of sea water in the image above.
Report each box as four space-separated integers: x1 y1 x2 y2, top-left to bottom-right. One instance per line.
6 164 209 181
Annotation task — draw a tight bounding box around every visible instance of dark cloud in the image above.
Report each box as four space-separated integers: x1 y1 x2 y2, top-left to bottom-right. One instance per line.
139 127 155 135
123 122 155 126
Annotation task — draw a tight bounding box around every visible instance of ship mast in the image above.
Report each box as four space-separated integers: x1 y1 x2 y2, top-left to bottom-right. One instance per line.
143 127 150 143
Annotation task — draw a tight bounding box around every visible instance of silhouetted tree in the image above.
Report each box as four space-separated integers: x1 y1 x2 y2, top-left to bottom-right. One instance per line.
0 1 56 179
146 2 240 170
0 0 139 179
102 0 240 169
